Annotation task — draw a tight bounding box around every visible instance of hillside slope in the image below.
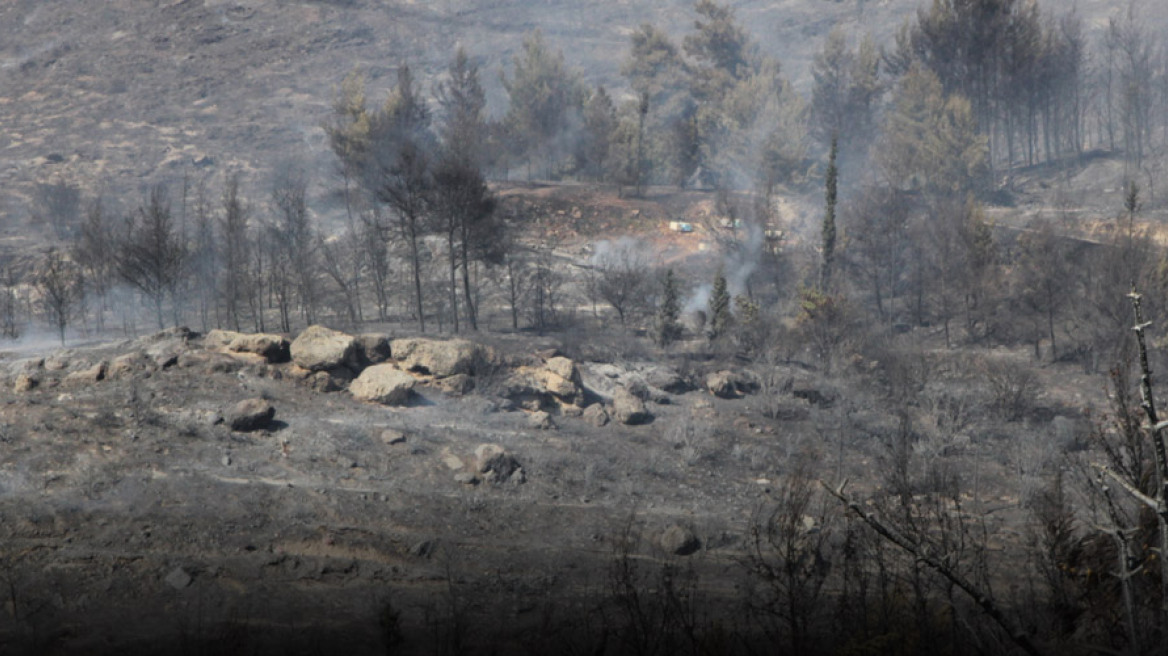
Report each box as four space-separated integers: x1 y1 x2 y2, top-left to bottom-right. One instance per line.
0 0 916 224
0 0 1163 230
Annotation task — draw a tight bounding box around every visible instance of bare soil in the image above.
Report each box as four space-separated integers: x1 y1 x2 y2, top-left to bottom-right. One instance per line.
0 319 1098 655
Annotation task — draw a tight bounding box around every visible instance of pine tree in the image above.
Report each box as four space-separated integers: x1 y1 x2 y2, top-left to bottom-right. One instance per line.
821 135 838 290
655 268 682 347
708 268 732 339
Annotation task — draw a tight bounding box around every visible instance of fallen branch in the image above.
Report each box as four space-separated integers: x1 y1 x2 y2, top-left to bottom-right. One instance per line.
820 479 1042 656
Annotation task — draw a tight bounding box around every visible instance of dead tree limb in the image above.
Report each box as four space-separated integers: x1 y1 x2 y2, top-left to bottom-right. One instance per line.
1093 477 1143 653
1124 290 1168 623
1097 464 1160 511
820 479 1043 656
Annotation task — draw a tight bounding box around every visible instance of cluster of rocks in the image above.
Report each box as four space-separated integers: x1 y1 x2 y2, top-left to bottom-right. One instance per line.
4 322 818 439
210 323 791 429
444 443 526 486
7 326 193 394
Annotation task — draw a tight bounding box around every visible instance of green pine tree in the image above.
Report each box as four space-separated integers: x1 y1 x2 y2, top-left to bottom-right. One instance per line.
654 268 683 347
708 268 732 339
821 135 838 289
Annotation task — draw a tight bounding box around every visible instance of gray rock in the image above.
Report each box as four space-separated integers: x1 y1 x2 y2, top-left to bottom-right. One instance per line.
612 388 652 425
204 329 243 350
165 566 193 590
706 370 745 399
144 338 187 368
108 352 154 380
480 452 525 484
527 410 555 430
228 333 290 362
391 338 481 377
454 472 479 485
12 374 37 393
291 325 358 372
532 356 584 405
228 398 275 432
64 361 107 386
582 404 609 427
43 356 69 371
645 366 691 394
350 364 415 405
355 333 392 365
660 525 700 556
380 429 408 445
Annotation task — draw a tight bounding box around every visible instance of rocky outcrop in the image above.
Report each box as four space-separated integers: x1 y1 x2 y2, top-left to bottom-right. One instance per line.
228 398 275 432
204 329 244 350
350 364 415 406
612 387 652 425
391 338 479 377
532 356 584 404
291 325 358 372
107 352 154 380
705 370 756 399
228 333 290 363
64 361 107 386
503 356 586 410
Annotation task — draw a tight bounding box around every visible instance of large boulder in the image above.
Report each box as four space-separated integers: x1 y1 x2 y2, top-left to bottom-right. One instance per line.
350 364 416 405
228 333 290 363
143 327 191 368
391 338 479 377
527 410 555 430
659 525 701 556
204 329 244 350
582 403 609 427
291 325 358 372
64 361 107 386
354 333 392 365
474 445 526 484
612 387 653 425
706 370 755 399
228 398 275 432
505 356 585 408
12 374 37 393
533 356 584 404
107 352 155 380
644 365 691 394
706 371 740 399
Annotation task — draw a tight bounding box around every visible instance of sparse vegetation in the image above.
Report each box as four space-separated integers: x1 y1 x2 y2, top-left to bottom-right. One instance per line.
7 0 1168 654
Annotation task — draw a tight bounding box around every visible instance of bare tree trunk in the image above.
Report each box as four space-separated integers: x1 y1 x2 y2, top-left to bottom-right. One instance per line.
447 232 459 334
460 235 477 331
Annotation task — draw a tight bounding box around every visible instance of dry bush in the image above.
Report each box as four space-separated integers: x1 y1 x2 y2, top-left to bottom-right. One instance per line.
981 359 1041 422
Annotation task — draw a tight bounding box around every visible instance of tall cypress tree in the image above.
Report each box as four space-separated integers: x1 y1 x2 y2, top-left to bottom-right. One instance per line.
655 268 682 347
708 268 732 339
821 135 838 289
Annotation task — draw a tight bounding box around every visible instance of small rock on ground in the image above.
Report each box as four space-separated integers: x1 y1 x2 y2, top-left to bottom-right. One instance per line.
165 567 193 590
228 398 275 432
660 525 701 556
